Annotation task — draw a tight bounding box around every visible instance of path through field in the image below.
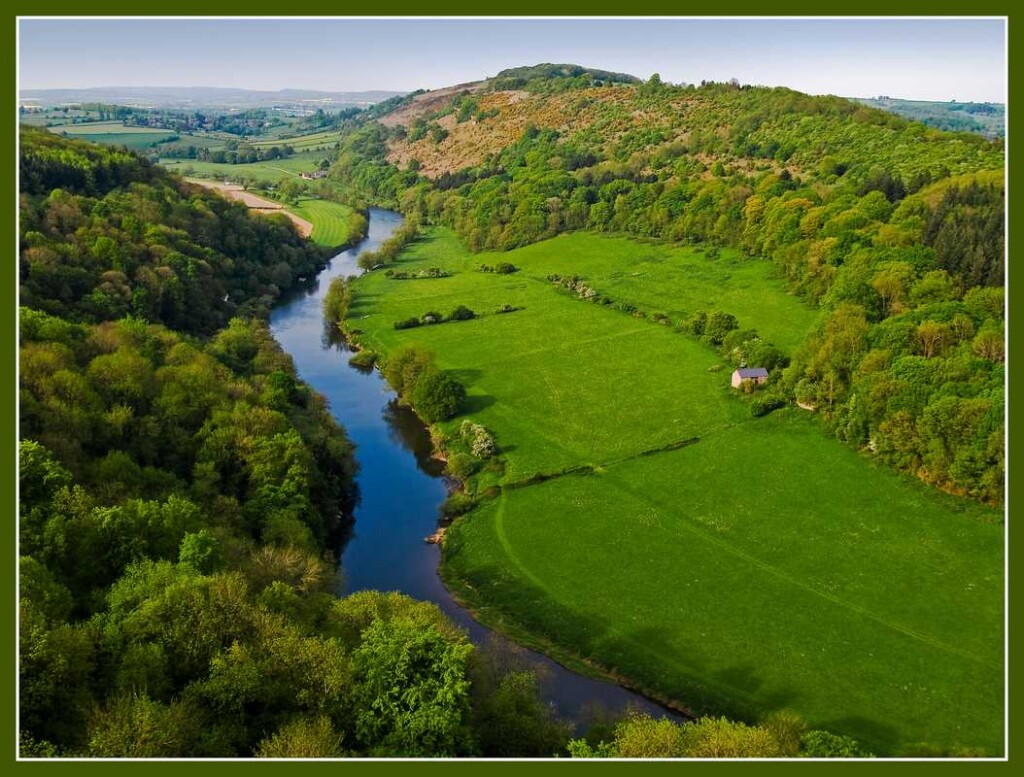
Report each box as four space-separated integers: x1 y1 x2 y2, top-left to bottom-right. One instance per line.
187 178 313 237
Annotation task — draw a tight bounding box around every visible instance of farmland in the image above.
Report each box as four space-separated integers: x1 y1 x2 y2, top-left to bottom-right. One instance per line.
159 153 323 185
48 120 177 148
287 197 362 247
345 226 1004 755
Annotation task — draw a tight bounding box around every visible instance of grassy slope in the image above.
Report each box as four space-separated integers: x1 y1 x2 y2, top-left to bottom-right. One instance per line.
443 410 1002 755
285 197 356 248
347 226 1003 755
348 229 769 481
495 234 819 354
158 152 324 184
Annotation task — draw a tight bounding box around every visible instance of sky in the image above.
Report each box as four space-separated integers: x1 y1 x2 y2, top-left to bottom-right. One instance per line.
18 17 1007 103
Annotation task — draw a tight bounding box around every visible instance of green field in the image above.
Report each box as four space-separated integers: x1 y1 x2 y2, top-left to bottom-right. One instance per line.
159 152 324 185
348 229 815 480
50 120 177 149
248 128 344 150
286 197 358 248
497 234 819 353
347 227 1004 755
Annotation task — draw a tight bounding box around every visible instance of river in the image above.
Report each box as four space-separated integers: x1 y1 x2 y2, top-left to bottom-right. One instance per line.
269 207 672 731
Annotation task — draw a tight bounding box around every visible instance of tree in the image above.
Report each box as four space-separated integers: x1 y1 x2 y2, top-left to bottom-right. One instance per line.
410 369 466 423
352 618 473 756
382 346 434 397
323 276 352 325
256 716 344 758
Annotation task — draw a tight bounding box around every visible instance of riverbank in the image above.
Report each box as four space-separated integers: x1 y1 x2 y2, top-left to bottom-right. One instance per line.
269 208 674 729
338 223 1005 756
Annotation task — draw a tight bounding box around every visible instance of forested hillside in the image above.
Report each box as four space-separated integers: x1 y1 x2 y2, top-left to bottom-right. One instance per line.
20 127 329 334
17 132 575 757
330 74 1005 504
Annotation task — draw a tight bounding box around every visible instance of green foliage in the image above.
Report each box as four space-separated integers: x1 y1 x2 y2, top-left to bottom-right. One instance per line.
469 657 571 757
380 345 465 424
323 276 353 326
178 529 223 573
352 618 473 756
86 694 198 757
347 349 378 370
567 711 805 758
411 369 466 424
800 729 874 758
680 716 786 757
20 128 328 335
441 492 477 520
256 716 345 758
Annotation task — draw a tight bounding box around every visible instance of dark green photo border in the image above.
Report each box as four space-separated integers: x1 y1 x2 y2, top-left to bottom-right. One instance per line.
4 3 1016 773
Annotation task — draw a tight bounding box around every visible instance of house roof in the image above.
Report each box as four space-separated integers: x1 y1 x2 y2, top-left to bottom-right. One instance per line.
735 367 769 378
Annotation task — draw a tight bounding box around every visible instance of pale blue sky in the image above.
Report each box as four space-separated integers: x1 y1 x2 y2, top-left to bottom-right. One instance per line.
19 18 1007 102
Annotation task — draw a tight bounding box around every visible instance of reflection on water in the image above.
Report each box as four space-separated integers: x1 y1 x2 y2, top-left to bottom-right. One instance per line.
382 398 447 478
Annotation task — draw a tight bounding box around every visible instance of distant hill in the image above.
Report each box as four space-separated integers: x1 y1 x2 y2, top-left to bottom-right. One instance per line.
19 86 406 111
854 96 1004 138
486 63 641 91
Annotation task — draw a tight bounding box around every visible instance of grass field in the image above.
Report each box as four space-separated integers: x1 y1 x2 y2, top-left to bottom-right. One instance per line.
248 128 344 150
51 120 177 149
159 152 325 185
348 229 814 480
346 226 1004 755
496 234 819 354
442 410 1003 755
285 197 358 248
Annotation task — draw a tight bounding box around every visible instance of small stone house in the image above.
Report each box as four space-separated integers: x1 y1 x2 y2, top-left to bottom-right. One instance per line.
731 367 769 388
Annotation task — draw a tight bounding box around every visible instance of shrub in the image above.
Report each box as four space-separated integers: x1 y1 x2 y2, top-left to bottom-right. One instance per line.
394 317 421 330
383 346 435 396
460 421 497 458
441 492 476 519
448 305 476 321
751 394 787 417
411 369 466 423
348 350 377 370
702 311 739 346
447 452 476 481
800 730 873 758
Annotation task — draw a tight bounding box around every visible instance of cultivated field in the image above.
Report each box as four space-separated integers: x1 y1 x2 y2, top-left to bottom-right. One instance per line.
159 152 325 184
286 197 360 248
346 227 1004 755
50 120 178 148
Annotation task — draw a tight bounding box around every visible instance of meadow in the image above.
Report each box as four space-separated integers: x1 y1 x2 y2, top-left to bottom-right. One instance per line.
159 152 324 184
52 120 177 149
287 197 360 248
346 226 1004 755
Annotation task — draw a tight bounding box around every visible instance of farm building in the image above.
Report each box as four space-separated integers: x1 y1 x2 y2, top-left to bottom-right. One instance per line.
731 367 769 388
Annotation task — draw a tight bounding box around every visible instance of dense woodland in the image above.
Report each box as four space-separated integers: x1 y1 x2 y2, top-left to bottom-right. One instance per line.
17 131 578 757
20 128 330 334
328 77 1005 505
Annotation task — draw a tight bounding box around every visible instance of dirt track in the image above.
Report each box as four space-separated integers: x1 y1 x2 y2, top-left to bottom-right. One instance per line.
187 179 313 238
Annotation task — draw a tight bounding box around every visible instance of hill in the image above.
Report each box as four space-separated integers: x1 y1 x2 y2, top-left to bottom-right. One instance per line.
329 67 1005 754
855 96 1004 138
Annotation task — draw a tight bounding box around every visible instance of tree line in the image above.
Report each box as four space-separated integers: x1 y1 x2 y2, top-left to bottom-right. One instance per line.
327 80 1004 504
